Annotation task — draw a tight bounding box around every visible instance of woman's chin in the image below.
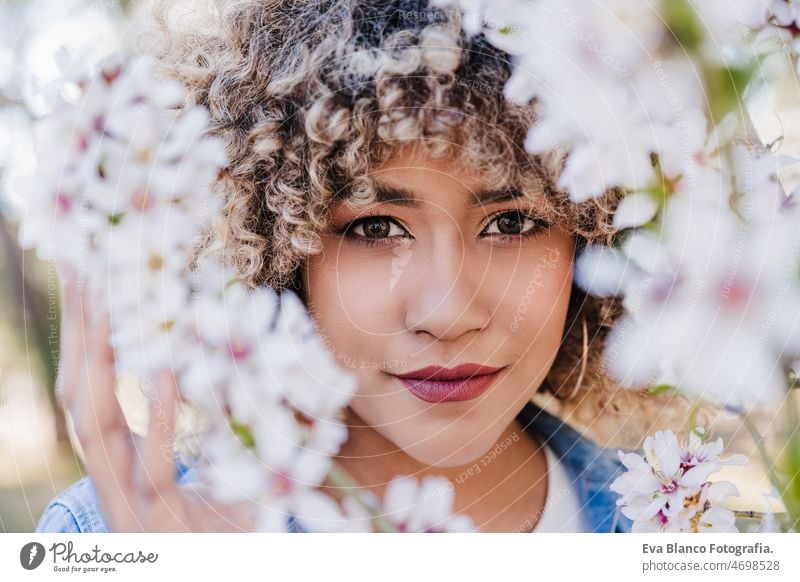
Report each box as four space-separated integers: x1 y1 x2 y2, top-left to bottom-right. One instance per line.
396 433 501 468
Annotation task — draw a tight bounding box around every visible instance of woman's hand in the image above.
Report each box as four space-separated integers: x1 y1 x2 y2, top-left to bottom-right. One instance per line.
56 274 258 532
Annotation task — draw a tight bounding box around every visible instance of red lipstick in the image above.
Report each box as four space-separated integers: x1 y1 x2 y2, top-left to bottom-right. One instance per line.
392 363 505 403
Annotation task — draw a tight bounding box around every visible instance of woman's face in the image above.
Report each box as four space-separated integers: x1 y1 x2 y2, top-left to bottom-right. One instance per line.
302 146 576 467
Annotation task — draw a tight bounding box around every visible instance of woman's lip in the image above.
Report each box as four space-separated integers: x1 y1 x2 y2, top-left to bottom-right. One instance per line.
393 367 506 403
393 363 505 381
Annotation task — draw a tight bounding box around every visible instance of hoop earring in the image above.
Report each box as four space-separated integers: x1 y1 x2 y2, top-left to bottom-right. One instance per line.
563 315 589 401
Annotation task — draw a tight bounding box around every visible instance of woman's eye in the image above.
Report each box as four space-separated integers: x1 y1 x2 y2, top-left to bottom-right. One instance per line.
349 216 407 239
483 210 549 238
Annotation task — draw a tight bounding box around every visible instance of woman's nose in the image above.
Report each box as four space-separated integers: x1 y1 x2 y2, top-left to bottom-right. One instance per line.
403 237 491 341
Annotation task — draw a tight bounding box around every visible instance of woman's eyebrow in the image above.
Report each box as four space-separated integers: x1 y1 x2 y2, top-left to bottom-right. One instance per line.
373 184 529 208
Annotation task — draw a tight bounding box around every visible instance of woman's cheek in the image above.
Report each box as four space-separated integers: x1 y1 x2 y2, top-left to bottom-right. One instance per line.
335 253 398 329
306 246 394 369
501 242 574 338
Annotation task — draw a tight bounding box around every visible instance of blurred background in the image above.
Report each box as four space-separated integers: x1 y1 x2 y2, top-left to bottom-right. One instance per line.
0 0 148 532
1 0 799 532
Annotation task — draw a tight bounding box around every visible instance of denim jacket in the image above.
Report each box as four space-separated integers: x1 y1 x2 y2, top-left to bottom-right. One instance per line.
36 402 633 533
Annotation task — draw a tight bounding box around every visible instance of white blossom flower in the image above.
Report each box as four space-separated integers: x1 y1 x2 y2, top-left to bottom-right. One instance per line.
16 51 225 268
770 0 799 26
283 472 477 532
575 167 800 407
612 191 661 230
197 403 337 533
655 109 737 201
16 166 104 265
694 0 771 57
380 475 477 532
436 0 786 211
611 429 746 532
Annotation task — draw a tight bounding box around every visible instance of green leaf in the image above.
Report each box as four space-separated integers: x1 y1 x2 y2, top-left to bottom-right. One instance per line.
108 212 126 225
661 0 703 52
647 383 676 395
781 399 800 528
706 63 755 123
230 419 256 449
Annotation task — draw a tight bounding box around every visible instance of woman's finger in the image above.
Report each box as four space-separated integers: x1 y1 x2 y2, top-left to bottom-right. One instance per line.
72 290 139 531
56 276 84 413
143 371 180 494
139 370 188 530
